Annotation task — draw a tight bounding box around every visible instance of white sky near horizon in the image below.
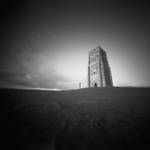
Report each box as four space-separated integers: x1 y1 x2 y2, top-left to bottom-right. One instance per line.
36 38 150 89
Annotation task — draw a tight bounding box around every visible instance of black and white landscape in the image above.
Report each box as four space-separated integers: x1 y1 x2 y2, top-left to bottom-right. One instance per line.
1 1 150 149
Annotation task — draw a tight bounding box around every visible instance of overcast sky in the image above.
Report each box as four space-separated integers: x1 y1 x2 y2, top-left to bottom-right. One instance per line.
0 0 150 89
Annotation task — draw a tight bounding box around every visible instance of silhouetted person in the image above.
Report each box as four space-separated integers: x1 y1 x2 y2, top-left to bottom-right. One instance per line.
95 83 97 87
79 82 81 88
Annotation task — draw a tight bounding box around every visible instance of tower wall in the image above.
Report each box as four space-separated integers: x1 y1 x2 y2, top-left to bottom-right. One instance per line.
88 46 113 87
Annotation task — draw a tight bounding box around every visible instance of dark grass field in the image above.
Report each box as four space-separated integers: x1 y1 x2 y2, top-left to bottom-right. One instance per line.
1 87 150 150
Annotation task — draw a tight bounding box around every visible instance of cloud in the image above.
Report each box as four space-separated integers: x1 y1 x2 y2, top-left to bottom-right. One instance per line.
0 70 72 89
0 71 36 88
0 31 76 90
0 62 73 90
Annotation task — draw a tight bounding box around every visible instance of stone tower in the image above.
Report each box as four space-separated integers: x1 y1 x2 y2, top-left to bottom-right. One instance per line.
88 46 113 87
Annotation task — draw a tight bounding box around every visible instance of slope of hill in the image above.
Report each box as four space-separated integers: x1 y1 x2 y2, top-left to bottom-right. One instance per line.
1 87 150 150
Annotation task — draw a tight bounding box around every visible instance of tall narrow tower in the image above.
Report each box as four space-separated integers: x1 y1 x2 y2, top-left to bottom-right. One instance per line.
88 46 113 87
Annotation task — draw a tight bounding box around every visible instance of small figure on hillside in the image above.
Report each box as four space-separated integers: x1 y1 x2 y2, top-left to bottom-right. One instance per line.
79 82 81 88
95 83 97 87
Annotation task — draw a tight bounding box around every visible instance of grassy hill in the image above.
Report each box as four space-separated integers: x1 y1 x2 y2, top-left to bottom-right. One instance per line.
1 87 150 150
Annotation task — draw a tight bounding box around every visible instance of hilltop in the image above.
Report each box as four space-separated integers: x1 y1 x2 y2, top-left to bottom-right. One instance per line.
1 87 150 150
